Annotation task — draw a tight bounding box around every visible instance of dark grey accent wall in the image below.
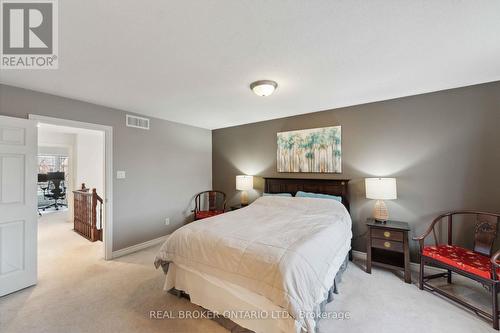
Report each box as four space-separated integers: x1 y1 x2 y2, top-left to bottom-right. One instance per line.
212 81 500 257
0 84 212 251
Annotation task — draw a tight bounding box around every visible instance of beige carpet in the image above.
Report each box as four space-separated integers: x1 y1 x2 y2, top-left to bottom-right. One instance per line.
0 211 495 333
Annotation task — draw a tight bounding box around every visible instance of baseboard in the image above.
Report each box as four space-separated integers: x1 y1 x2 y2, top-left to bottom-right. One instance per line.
352 250 443 273
112 235 169 259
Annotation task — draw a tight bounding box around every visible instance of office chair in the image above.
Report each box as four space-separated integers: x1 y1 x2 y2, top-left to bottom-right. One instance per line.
40 172 67 211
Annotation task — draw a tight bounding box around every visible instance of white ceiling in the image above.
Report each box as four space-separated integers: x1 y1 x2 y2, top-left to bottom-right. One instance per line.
1 1 500 129
38 123 103 136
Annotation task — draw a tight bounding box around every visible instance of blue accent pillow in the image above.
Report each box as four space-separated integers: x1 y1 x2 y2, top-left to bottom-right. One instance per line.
295 191 342 202
263 192 292 197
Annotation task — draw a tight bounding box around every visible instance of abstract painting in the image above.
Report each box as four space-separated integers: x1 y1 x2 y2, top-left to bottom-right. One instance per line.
277 126 341 173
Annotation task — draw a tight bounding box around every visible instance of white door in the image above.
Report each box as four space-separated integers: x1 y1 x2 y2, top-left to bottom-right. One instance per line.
0 116 37 296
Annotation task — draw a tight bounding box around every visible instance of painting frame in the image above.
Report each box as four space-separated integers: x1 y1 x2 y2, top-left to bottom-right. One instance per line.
276 126 342 173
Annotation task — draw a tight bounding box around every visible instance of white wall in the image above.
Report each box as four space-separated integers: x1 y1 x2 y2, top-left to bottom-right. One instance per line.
2 84 213 251
38 127 105 223
38 131 76 220
75 131 104 197
38 146 69 156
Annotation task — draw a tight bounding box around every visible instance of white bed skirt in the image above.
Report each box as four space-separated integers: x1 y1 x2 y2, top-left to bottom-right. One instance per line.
164 262 301 333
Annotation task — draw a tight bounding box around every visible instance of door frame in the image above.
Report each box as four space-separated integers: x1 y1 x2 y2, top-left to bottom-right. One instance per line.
29 114 113 260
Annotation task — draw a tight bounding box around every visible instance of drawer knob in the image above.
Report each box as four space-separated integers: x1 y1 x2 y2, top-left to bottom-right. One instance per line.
384 241 391 248
384 231 391 238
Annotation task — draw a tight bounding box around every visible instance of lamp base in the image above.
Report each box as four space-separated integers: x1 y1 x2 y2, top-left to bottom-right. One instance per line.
240 190 249 206
373 200 389 222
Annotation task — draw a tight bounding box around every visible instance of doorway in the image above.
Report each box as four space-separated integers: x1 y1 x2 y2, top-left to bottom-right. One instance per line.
29 115 113 260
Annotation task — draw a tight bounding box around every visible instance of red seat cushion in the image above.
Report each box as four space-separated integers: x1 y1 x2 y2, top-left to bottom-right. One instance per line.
423 245 500 279
195 210 224 220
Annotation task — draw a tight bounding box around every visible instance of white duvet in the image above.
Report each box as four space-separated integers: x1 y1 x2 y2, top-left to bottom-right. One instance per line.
154 196 352 332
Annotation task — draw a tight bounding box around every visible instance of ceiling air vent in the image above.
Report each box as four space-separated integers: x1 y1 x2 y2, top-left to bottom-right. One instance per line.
126 114 150 130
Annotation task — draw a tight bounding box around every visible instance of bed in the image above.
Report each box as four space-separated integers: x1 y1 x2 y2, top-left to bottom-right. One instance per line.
154 178 352 333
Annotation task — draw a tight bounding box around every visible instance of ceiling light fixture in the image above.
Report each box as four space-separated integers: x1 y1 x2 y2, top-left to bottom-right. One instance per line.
250 80 278 97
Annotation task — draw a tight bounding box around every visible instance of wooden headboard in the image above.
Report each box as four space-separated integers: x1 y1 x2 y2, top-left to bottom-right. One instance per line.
264 178 350 211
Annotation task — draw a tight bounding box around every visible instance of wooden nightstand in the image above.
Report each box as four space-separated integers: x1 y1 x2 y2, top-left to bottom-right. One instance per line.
366 218 411 283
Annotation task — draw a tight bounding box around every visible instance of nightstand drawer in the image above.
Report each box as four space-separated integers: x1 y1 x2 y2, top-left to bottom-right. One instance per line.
371 238 404 252
371 228 404 242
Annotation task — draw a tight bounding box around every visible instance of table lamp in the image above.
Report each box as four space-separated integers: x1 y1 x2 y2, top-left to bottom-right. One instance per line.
236 175 253 206
365 178 397 222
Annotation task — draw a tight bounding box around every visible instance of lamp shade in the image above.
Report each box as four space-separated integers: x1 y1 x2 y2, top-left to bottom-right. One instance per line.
365 178 397 200
236 175 253 191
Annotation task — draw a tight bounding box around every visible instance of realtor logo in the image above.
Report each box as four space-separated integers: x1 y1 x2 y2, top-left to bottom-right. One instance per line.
1 0 58 69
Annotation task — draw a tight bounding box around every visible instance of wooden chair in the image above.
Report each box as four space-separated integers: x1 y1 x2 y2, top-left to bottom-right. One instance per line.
413 211 500 329
193 191 226 221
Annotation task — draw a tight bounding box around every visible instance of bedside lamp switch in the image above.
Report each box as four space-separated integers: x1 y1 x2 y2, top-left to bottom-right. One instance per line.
117 171 126 179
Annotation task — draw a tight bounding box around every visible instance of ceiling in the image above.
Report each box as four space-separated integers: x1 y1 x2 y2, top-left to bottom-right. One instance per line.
38 123 103 136
1 1 500 129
